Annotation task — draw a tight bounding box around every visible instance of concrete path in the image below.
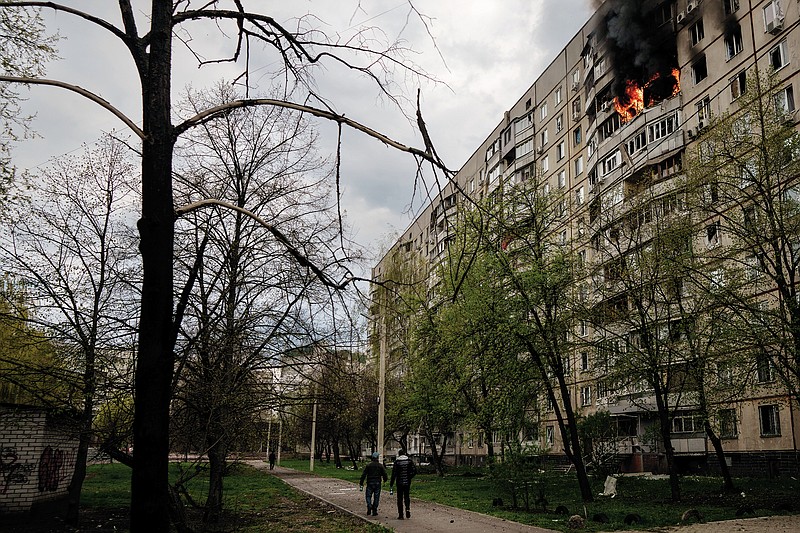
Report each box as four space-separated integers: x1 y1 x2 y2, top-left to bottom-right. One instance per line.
247 462 800 533
248 462 557 532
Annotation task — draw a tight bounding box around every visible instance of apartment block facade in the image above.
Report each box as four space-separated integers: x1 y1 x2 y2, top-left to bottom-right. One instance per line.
372 0 800 475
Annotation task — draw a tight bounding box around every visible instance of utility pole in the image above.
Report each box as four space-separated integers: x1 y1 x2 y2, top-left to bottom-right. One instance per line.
310 396 318 471
378 314 387 463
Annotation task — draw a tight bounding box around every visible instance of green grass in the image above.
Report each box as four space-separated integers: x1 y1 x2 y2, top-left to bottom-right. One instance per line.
81 462 389 533
280 460 800 532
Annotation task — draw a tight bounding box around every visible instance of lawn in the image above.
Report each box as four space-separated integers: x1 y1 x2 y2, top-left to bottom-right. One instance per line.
58 462 389 533
280 458 800 532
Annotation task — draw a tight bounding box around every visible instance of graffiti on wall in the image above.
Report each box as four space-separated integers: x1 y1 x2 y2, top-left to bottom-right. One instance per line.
0 445 75 494
0 447 35 495
38 446 74 492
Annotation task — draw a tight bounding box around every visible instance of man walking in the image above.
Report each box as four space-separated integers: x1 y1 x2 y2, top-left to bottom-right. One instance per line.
389 448 416 519
268 450 276 470
359 452 387 516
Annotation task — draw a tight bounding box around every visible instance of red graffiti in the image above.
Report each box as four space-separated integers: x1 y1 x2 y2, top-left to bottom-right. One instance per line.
38 446 66 492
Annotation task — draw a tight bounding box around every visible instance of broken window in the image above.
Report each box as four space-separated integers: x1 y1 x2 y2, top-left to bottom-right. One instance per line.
692 56 708 84
769 40 789 70
690 19 705 46
759 404 781 436
730 70 746 100
725 27 743 60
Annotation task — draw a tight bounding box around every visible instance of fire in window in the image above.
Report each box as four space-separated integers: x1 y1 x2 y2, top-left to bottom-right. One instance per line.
692 56 708 84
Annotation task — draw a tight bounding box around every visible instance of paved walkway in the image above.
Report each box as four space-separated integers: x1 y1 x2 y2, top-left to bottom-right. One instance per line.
248 462 556 532
249 462 800 533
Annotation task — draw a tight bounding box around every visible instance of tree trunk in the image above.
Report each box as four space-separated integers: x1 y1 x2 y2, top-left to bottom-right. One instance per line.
704 421 736 493
654 387 681 501
556 375 593 502
426 427 445 476
204 441 227 523
66 350 96 525
131 3 176 530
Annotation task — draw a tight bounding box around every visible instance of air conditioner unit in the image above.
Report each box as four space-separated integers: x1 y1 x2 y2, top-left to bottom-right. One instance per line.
766 19 784 34
600 101 610 112
687 128 696 139
536 146 544 155
571 81 580 92
676 11 686 24
698 119 705 130
686 1 697 14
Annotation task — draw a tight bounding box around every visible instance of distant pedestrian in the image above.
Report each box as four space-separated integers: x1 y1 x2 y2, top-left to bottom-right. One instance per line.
268 450 276 470
359 452 388 516
389 449 416 520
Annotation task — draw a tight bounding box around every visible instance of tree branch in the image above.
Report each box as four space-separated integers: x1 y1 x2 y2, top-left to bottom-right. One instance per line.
173 98 453 173
0 76 146 139
174 198 372 290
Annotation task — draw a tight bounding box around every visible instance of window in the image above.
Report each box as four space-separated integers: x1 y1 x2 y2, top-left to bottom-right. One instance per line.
469 178 475 193
596 57 607 77
672 414 699 433
696 96 711 125
516 112 533 137
517 138 534 157
756 353 775 382
576 186 585 205
578 318 588 335
557 198 566 218
559 230 567 245
759 404 781 436
706 222 720 247
572 69 581 85
573 126 582 145
763 0 784 32
580 386 592 406
601 150 621 176
692 56 708 84
540 102 548 120
488 164 501 182
555 86 563 105
626 129 647 155
730 71 746 100
580 351 589 371
575 155 584 175
558 170 567 188
556 113 564 132
572 97 582 119
769 40 789 70
718 409 738 438
525 98 532 110
557 141 565 160
655 1 672 25
717 362 734 387
545 425 555 446
690 19 705 46
725 27 743 60
540 128 549 146
724 0 739 15
648 113 678 142
775 85 795 115
542 155 549 173
746 254 762 280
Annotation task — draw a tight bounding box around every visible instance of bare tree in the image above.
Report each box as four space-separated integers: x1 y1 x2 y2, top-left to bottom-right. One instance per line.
0 135 139 523
171 82 348 523
0 3 451 527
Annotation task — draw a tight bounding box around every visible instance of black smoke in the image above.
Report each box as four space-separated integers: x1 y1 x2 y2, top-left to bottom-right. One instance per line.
594 0 678 102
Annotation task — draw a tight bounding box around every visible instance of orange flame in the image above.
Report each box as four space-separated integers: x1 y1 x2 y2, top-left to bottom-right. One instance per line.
613 68 681 123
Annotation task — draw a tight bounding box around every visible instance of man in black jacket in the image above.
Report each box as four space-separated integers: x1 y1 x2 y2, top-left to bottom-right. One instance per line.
389 449 416 519
359 452 387 516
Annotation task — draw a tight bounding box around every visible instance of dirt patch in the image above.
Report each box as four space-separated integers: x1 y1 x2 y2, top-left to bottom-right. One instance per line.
637 514 800 533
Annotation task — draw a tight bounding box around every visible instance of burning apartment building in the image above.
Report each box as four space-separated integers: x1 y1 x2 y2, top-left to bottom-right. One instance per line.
371 0 800 475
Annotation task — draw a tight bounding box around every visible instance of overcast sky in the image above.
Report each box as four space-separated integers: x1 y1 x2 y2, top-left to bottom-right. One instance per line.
12 0 593 267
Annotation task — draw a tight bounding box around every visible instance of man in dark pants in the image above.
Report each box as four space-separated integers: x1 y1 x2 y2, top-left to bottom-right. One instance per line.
389 449 416 519
359 452 387 516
